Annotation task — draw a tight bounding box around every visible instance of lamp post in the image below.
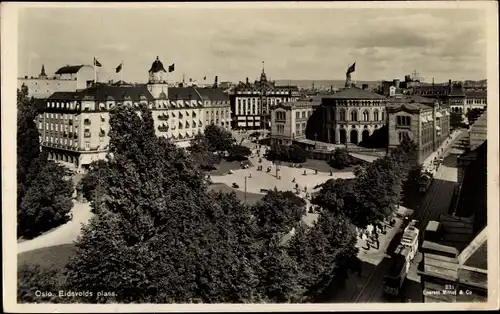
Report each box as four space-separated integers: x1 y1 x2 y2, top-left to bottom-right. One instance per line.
314 132 318 148
244 176 248 202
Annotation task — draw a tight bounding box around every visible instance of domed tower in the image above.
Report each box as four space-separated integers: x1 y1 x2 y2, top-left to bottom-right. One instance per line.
147 56 168 99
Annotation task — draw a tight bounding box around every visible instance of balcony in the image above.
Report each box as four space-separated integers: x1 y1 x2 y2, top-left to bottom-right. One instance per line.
158 114 169 121
84 132 91 138
84 119 91 125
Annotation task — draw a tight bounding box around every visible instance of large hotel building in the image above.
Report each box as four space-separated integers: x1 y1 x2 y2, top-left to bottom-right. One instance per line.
36 57 231 172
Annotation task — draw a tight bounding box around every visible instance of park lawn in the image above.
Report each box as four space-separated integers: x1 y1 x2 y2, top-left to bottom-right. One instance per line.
208 183 264 205
18 243 77 271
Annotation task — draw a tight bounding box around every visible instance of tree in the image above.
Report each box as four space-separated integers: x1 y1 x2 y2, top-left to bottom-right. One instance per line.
187 134 220 170
226 144 252 162
18 155 74 238
288 144 308 163
253 190 305 238
329 148 350 169
78 159 118 212
311 178 356 216
18 264 61 303
17 88 41 208
203 124 235 156
286 212 358 301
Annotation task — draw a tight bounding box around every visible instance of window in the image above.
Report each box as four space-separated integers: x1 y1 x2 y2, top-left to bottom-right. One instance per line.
277 124 285 134
374 110 380 121
339 109 346 121
398 131 409 143
381 111 385 121
350 110 358 122
396 116 411 126
362 110 369 121
85 141 90 150
302 111 306 119
296 112 300 119
296 123 300 134
276 111 286 120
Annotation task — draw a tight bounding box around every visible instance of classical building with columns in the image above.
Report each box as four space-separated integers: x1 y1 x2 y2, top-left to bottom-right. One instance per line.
38 56 231 172
320 87 387 145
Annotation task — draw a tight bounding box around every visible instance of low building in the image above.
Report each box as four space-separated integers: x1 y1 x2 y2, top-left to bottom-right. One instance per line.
319 86 388 145
18 64 96 99
270 100 318 146
386 96 451 163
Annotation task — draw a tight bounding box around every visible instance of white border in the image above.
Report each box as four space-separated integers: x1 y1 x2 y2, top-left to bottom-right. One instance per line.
2 1 499 312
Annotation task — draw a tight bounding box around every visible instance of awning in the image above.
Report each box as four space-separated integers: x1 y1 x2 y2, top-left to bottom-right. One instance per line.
428 117 433 122
445 110 450 116
436 125 442 131
436 112 443 118
421 118 428 123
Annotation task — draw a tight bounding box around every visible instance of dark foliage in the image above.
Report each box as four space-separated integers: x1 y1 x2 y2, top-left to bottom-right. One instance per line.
266 143 308 163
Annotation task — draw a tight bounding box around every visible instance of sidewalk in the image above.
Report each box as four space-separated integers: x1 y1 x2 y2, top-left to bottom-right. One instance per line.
422 130 464 170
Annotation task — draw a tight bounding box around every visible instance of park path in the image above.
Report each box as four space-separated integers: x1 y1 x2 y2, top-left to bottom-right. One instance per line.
17 201 93 254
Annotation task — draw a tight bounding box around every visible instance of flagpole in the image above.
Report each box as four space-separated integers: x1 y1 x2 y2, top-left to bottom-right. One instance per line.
94 58 97 85
121 61 123 83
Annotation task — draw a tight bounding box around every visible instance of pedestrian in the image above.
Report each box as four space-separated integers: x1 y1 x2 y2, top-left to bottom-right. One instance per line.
304 169 307 176
375 239 380 250
315 169 318 175
249 172 252 178
292 177 296 183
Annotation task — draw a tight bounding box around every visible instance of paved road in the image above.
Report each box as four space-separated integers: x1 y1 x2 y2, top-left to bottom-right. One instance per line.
353 131 467 303
17 201 93 254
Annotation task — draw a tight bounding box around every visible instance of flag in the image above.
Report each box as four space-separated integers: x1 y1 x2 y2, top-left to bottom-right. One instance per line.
346 62 356 75
168 63 175 73
94 57 102 67
116 62 123 73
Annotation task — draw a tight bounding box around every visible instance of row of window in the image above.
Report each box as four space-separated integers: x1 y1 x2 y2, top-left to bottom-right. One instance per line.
396 116 412 126
333 100 384 106
337 109 385 122
466 99 486 104
276 111 286 120
398 131 410 143
295 110 313 120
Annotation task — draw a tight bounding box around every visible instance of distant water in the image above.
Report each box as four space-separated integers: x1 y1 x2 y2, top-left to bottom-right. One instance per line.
275 79 380 90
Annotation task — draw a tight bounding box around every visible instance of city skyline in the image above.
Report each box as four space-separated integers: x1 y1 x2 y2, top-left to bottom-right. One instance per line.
18 7 487 84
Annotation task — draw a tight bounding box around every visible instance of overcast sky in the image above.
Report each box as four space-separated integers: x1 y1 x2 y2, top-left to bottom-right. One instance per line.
18 7 487 83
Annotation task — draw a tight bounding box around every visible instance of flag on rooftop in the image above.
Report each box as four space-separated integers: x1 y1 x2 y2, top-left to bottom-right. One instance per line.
346 62 356 75
168 63 175 73
94 57 102 67
116 62 123 73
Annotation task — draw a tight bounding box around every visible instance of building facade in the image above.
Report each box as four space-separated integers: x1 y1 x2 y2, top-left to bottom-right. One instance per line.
18 64 96 99
270 100 317 146
38 57 231 172
386 97 451 163
230 66 300 130
320 87 388 145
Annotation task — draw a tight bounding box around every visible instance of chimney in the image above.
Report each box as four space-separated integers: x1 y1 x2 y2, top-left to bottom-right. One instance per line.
246 77 249 85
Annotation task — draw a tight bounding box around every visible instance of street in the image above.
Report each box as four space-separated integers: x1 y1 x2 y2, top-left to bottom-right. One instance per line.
352 130 467 303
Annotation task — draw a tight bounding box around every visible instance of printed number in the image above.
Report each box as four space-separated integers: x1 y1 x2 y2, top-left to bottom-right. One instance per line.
445 284 454 290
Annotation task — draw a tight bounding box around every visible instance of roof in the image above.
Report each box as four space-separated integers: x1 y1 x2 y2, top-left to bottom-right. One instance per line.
48 85 155 102
168 87 203 101
47 91 78 101
406 94 436 104
323 87 387 100
55 65 84 75
386 102 432 112
426 221 440 232
449 88 466 97
196 88 229 101
458 227 487 270
80 85 155 101
423 253 459 281
457 268 488 290
149 56 166 73
465 90 487 98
